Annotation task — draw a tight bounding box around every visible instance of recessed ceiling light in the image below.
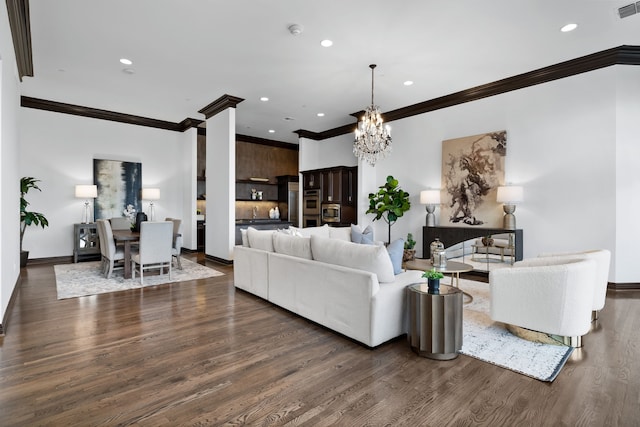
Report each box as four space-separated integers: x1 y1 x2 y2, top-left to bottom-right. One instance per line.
317 113 325 117
320 39 333 47
560 23 577 32
403 80 414 86
260 97 269 102
120 58 133 65
268 129 275 133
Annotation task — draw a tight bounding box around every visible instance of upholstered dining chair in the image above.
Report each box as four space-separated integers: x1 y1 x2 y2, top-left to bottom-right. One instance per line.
96 219 108 275
131 221 173 285
110 217 131 230
101 219 128 278
165 217 183 269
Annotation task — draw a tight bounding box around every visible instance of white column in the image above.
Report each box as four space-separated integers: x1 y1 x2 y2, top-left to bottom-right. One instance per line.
205 108 236 261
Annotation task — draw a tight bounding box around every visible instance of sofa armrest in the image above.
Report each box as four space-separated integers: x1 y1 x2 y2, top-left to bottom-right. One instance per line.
233 246 269 299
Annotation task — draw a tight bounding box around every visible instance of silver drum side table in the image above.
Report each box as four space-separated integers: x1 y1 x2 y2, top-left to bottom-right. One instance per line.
407 283 463 360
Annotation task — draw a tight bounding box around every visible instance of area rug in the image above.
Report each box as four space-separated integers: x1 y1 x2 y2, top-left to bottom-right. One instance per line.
54 258 224 299
458 279 573 382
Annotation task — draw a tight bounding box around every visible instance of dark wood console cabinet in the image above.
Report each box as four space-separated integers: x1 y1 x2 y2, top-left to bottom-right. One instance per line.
423 226 523 261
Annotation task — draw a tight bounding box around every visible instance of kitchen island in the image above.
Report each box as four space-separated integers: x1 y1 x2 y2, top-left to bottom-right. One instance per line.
235 219 293 245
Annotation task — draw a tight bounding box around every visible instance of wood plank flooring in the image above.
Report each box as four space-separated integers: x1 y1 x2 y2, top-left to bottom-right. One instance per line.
0 254 638 426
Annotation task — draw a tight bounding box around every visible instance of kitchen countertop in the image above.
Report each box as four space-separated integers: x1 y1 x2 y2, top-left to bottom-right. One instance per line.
235 219 292 225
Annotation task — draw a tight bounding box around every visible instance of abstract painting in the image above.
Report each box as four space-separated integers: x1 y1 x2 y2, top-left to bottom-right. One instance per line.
440 131 506 228
93 159 142 221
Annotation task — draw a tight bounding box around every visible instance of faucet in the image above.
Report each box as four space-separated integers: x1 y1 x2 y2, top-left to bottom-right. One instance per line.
252 206 258 219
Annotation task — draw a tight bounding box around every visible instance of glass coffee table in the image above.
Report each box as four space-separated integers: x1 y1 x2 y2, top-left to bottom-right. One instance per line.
404 258 474 302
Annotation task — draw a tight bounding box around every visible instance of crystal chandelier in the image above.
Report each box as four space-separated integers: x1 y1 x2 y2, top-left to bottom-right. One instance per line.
354 64 392 166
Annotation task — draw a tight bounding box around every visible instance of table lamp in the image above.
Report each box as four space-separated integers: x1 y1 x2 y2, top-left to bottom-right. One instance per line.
142 188 160 221
420 189 441 227
496 185 523 230
75 184 98 223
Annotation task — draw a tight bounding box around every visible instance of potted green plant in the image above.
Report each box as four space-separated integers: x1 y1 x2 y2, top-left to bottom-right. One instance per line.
422 267 444 294
366 175 411 244
403 232 416 262
20 177 49 267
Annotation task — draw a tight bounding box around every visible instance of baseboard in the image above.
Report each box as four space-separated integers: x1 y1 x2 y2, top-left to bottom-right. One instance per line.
26 255 74 266
1 274 22 336
608 282 640 291
205 254 233 265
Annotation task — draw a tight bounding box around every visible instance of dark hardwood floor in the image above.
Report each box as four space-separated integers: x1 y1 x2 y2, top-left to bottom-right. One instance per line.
1 254 638 426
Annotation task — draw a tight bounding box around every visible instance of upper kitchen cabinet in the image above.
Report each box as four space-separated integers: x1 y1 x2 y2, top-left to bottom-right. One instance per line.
321 168 342 203
302 170 321 190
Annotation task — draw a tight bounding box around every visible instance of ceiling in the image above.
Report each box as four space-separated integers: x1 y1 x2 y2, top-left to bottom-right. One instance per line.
19 0 640 144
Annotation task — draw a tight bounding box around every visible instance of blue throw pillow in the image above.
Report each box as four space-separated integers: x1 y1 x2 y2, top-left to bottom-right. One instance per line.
387 238 404 275
351 224 374 244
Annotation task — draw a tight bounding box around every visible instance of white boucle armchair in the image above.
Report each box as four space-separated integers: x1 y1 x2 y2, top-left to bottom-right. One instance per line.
533 249 611 320
489 258 597 347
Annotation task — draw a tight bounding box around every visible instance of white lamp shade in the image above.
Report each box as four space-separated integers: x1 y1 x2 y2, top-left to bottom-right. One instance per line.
75 184 97 198
420 189 441 205
496 186 523 203
142 188 161 200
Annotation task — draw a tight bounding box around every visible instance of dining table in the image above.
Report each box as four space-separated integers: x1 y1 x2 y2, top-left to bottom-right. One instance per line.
111 229 140 279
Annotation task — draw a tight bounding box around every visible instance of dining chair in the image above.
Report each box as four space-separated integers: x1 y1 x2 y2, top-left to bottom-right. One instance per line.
96 219 108 275
165 217 183 269
110 217 131 230
102 219 127 278
131 221 173 285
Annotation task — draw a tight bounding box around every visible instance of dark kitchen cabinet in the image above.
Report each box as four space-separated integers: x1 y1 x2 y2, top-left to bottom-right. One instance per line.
302 171 321 190
321 169 342 203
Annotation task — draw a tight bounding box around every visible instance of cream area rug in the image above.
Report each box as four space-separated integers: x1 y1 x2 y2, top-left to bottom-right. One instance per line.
54 258 224 299
457 279 573 382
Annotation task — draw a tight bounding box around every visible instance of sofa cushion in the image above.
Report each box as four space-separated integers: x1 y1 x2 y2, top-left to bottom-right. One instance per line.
272 232 312 259
351 224 374 244
240 228 249 247
310 235 395 283
328 226 351 241
247 227 276 252
387 238 404 275
290 224 330 238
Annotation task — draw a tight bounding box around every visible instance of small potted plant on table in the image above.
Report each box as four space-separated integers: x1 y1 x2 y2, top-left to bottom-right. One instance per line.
403 232 416 262
422 267 445 294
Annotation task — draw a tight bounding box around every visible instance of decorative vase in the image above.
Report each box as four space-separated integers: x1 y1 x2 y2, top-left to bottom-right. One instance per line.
427 278 440 294
482 236 494 247
403 249 416 262
430 238 444 264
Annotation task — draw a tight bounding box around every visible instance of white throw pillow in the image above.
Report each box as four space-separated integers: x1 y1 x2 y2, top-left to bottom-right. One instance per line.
328 226 352 241
290 224 330 238
351 224 374 244
247 227 276 252
310 235 395 283
272 232 312 259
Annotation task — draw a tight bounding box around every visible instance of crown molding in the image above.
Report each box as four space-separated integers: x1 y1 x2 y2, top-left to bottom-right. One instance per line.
6 0 33 80
20 97 191 131
296 45 640 141
198 94 245 119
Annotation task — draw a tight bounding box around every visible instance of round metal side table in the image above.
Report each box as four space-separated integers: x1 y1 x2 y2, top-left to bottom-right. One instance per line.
407 283 463 360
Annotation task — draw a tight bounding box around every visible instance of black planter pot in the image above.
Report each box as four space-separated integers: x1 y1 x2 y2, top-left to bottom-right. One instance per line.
20 250 29 268
427 278 440 294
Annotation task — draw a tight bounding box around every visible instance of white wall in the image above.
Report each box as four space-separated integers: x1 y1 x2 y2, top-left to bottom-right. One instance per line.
1 0 22 324
18 108 195 258
614 65 640 282
303 65 635 283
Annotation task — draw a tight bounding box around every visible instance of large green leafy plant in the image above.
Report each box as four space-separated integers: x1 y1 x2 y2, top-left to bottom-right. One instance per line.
20 177 49 253
366 175 411 244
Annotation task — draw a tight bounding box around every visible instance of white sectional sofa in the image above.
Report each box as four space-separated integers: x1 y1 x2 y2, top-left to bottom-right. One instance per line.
234 225 425 347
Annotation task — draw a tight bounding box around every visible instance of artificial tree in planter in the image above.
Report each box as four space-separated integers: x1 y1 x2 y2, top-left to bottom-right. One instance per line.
20 177 49 267
366 175 411 244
